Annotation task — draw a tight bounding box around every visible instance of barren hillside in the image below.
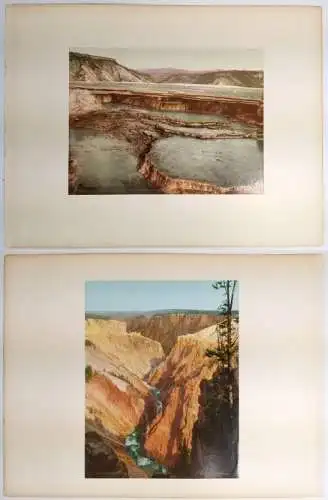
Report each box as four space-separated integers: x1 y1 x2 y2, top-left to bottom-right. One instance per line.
70 51 154 83
144 68 263 87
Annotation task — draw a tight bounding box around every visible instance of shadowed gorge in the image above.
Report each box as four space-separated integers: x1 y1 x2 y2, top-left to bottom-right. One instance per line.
85 281 239 478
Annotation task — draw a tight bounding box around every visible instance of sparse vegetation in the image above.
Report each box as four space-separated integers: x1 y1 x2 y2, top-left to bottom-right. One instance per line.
85 364 93 383
200 280 239 476
85 339 95 348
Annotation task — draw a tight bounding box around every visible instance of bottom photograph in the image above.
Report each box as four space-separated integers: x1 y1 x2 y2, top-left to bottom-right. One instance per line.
85 280 239 479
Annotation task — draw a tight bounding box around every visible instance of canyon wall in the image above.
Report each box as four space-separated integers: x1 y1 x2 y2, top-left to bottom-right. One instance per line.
143 330 218 469
85 319 165 477
125 313 221 354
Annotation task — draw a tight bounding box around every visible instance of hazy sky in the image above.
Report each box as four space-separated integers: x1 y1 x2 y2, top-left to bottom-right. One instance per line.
71 47 263 71
85 280 239 313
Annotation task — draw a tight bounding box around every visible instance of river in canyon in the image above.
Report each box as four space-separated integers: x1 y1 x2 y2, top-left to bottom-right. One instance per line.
124 386 168 477
70 126 263 195
124 384 237 478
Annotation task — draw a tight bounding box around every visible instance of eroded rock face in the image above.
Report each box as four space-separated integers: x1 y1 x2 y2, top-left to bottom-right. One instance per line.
85 318 166 476
70 51 153 83
86 373 146 438
86 318 165 380
144 331 218 468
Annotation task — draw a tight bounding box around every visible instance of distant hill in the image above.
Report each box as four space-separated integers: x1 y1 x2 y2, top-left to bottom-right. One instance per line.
144 69 263 87
70 51 263 88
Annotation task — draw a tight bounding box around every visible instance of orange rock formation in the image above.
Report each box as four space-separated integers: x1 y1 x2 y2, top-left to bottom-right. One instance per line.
144 331 218 468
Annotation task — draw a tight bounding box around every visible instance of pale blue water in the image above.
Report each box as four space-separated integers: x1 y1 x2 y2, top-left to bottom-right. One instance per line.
70 129 158 194
70 129 263 194
150 136 263 187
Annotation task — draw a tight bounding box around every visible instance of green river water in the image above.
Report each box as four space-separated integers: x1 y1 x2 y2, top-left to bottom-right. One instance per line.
124 387 168 476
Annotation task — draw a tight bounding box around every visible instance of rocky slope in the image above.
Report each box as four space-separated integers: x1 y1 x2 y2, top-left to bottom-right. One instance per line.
85 318 165 477
70 51 153 83
86 318 165 379
69 88 102 116
85 363 152 478
143 327 218 469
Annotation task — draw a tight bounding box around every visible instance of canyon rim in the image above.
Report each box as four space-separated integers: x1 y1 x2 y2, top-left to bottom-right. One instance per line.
69 48 264 195
85 280 239 478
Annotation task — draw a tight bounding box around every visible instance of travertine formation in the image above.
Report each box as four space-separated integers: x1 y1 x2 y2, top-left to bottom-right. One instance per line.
69 108 262 194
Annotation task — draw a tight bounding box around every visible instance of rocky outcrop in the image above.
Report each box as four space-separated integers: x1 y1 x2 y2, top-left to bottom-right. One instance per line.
86 372 147 437
143 331 218 469
69 89 102 116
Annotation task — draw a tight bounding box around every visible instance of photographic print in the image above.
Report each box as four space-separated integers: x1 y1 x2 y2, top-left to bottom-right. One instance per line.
69 49 263 195
85 280 239 478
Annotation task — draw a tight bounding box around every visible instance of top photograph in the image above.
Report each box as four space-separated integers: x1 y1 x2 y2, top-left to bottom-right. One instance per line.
5 4 322 249
69 48 264 196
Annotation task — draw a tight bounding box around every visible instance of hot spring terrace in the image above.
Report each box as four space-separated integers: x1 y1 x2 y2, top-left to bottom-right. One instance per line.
69 81 263 126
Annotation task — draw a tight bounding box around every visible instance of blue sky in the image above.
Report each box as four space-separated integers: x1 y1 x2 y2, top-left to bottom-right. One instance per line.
85 281 239 313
